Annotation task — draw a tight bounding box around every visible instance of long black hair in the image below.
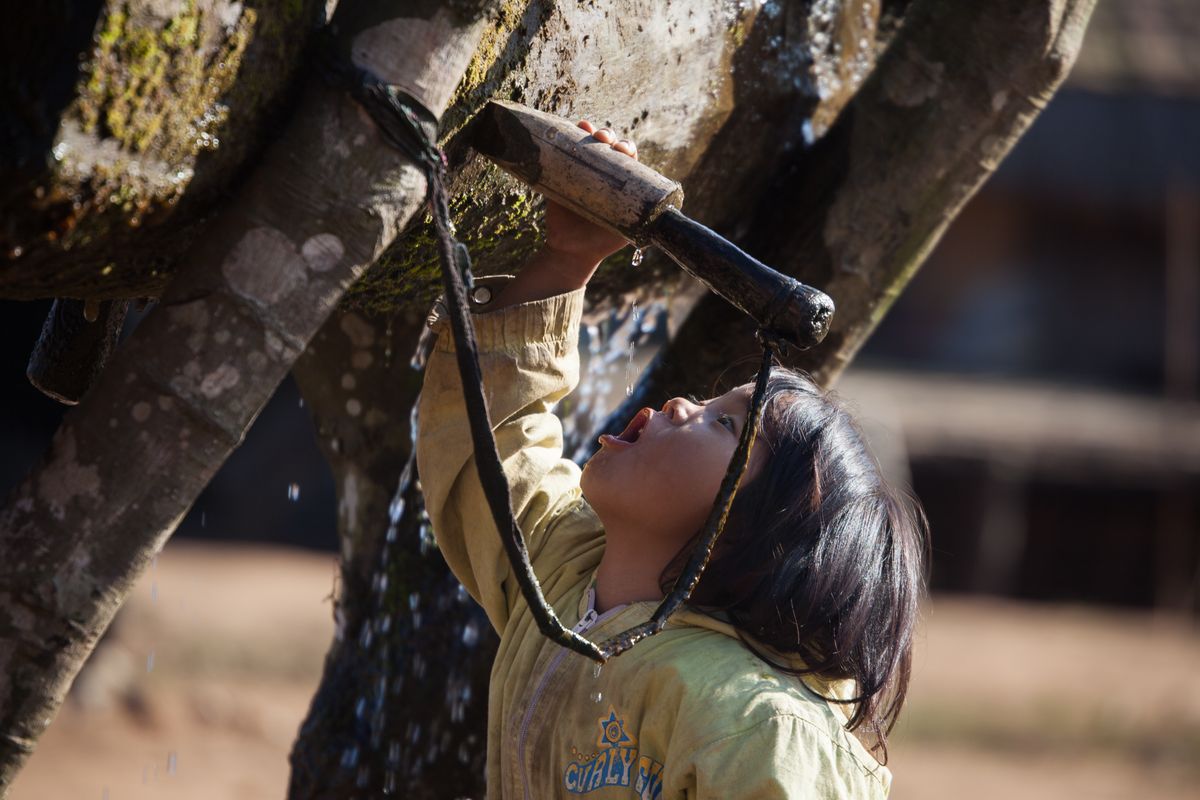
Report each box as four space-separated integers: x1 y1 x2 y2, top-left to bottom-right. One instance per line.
660 366 928 759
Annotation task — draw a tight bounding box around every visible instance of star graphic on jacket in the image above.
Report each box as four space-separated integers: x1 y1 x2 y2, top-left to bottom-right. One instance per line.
596 707 635 749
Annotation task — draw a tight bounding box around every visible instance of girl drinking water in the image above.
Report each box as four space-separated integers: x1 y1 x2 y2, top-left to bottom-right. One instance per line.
416 121 927 798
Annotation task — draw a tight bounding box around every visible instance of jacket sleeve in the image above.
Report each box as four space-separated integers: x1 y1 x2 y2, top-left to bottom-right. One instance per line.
688 715 891 799
415 287 596 633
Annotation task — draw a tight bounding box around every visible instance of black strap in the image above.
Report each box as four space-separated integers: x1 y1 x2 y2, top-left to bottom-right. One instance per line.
341 57 780 663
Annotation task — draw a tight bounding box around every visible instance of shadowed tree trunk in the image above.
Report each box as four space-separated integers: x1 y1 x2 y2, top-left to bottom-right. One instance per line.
287 307 498 798
0 1 491 791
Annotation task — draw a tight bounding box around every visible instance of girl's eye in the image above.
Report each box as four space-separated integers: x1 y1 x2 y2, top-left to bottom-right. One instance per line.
717 413 736 432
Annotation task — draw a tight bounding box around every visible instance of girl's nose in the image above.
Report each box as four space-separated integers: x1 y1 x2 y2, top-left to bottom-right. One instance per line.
662 396 700 423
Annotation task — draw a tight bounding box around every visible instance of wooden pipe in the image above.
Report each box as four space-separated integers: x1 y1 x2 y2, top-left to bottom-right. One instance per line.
469 100 834 349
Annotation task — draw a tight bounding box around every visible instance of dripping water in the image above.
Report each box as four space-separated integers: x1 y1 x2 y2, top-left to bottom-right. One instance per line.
564 296 670 463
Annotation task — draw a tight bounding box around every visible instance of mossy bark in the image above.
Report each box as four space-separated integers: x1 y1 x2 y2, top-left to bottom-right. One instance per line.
0 2 491 791
0 0 325 301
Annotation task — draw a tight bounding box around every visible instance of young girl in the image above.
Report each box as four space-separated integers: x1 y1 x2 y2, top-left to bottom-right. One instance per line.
416 121 927 798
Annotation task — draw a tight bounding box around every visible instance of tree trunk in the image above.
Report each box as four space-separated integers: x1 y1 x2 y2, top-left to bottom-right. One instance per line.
0 2 491 791
596 0 1098 448
288 308 498 798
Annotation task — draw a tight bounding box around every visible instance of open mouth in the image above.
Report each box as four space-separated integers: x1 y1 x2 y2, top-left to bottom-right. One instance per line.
598 407 652 449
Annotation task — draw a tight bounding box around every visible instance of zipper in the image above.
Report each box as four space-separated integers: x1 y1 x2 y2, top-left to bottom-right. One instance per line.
517 590 619 800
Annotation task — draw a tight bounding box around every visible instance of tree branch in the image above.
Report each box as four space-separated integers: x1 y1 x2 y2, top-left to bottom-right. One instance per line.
600 0 1097 443
0 2 491 789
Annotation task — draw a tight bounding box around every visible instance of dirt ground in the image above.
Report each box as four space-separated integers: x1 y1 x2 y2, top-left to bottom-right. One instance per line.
10 541 1198 799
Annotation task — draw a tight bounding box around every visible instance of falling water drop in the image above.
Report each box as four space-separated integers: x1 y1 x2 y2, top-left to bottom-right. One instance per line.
150 582 157 603
631 247 644 267
166 751 178 775
146 649 155 673
200 511 206 528
624 301 641 396
388 495 405 523
287 483 301 502
591 690 603 703
593 663 602 679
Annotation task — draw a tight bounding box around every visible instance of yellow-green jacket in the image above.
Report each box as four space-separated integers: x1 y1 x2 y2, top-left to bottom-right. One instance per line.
416 286 891 799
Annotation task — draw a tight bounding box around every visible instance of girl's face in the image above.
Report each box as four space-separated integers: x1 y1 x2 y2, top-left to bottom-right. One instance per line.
581 383 768 550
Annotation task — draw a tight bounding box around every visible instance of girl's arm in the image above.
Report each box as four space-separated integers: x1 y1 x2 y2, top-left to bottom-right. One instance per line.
415 276 593 633
416 122 638 633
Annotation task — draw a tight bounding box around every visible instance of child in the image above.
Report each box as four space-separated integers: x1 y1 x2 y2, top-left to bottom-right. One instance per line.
416 121 927 798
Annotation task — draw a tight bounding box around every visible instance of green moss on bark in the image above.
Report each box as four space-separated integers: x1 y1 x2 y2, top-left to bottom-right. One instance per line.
346 173 544 315
77 0 254 161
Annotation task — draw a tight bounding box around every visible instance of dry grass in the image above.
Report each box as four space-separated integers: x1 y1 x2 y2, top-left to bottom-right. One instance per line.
10 542 1198 799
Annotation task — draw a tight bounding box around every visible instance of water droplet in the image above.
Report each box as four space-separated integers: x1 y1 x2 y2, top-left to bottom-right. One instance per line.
342 745 360 769
389 495 405 523
200 511 206 528
624 341 636 396
166 751 177 775
631 247 644 267
591 690 603 703
146 649 155 673
593 663 602 679
150 582 157 603
461 621 479 646
102 788 110 800
287 483 300 501
298 397 304 408
356 765 370 788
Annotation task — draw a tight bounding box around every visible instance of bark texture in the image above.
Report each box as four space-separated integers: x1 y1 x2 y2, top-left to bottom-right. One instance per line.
597 0 1098 452
0 0 326 300
0 2 491 791
289 308 497 798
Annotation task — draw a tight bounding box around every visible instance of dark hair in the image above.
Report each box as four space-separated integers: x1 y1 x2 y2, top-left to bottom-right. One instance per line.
660 366 928 759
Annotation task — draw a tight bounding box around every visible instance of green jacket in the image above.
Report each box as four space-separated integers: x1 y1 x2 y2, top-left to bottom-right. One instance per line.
416 286 891 799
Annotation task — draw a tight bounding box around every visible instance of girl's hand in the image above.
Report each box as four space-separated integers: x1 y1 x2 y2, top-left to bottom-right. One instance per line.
541 121 639 270
489 121 639 310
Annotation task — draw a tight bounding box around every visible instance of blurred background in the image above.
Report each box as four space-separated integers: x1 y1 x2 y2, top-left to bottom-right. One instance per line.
3 1 1198 797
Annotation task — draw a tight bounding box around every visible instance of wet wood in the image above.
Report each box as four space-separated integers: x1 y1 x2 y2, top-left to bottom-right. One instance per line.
471 100 684 241
473 101 834 349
